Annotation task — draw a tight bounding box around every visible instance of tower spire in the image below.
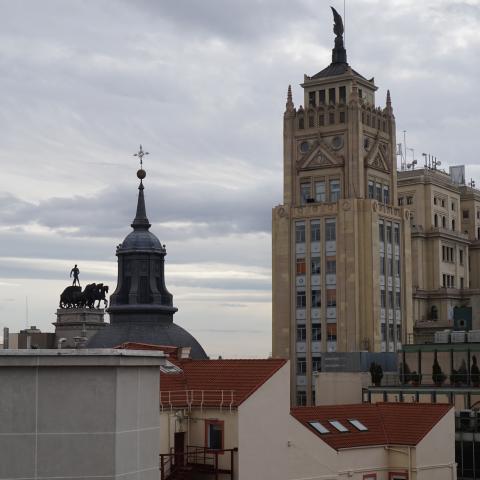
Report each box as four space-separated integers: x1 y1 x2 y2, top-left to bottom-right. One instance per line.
330 6 347 64
285 84 294 113
131 145 151 230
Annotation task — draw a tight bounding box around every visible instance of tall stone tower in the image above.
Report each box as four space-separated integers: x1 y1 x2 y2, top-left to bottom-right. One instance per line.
272 8 412 405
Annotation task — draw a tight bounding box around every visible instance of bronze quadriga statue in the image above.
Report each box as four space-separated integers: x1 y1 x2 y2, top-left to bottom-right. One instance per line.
59 283 109 309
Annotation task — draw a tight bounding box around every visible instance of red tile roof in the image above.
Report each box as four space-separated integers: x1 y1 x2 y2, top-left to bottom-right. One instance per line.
291 403 452 450
160 358 287 408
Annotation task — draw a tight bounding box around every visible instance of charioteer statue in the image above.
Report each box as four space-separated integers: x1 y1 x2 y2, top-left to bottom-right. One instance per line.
60 265 109 309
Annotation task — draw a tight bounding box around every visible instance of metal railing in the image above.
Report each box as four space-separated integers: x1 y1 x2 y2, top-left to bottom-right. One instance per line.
370 372 480 388
160 390 236 411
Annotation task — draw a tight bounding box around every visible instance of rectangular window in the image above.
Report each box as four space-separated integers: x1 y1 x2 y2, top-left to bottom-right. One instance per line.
319 114 325 126
319 89 326 104
442 245 446 262
407 196 413 205
311 221 321 242
396 323 401 342
326 220 336 241
442 274 446 288
396 258 401 277
297 357 307 374
339 111 345 123
380 255 385 275
388 323 394 342
463 209 469 219
312 323 321 341
460 249 464 265
308 91 316 106
395 292 401 308
379 222 385 242
296 326 306 342
383 185 390 205
339 86 346 103
461 277 464 289
296 257 306 275
380 289 386 308
394 224 400 244
326 260 336 274
368 180 374 199
398 197 404 206
388 291 394 309
311 257 321 275
327 289 336 307
312 356 321 372
296 390 307 406
329 112 335 124
452 202 455 211
375 184 382 202
311 289 321 308
387 257 393 276
205 420 223 450
296 222 306 243
329 420 348 432
296 288 306 308
327 324 337 341
381 323 386 341
434 197 437 205
329 179 341 202
386 224 392 244
300 182 311 204
328 87 336 104
315 181 326 202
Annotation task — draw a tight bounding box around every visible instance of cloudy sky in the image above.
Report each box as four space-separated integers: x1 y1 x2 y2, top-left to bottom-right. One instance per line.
1 0 480 357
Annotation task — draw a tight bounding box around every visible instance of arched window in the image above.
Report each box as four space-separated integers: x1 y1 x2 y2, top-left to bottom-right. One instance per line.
442 216 446 228
298 117 304 129
434 214 438 227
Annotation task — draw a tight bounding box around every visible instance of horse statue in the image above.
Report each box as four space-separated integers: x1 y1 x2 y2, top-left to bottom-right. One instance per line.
59 283 109 309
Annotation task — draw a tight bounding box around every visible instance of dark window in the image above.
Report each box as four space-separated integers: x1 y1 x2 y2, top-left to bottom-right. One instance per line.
319 89 326 104
358 88 363 99
312 356 321 372
311 222 321 242
308 114 314 128
394 224 400 244
296 223 305 243
327 324 337 342
386 225 392 243
407 196 413 205
308 91 316 106
434 214 438 227
311 257 321 275
380 256 385 275
380 289 386 308
398 197 404 206
326 221 336 241
460 249 464 265
296 390 307 406
383 186 390 205
452 219 455 230
442 216 446 228
297 357 307 374
311 289 321 308
326 260 336 275
339 86 346 103
319 114 325 126
388 291 394 309
312 324 321 341
206 421 223 450
327 289 336 307
379 223 385 242
368 180 374 199
375 184 382 202
296 289 306 308
395 292 401 308
296 257 306 275
463 210 469 219
329 112 335 124
339 111 345 123
296 326 306 342
299 117 304 129
329 87 336 104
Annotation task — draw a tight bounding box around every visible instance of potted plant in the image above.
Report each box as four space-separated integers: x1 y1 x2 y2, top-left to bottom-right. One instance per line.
411 371 421 386
369 362 383 386
471 356 480 387
399 362 411 384
432 358 446 386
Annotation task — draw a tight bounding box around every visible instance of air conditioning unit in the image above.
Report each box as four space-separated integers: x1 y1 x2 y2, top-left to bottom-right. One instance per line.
468 330 480 343
434 330 450 344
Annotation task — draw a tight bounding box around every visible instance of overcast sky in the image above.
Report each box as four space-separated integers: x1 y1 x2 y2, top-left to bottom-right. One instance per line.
1 0 480 357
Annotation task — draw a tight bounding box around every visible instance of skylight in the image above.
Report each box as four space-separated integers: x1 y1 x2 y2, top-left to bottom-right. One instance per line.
349 419 368 431
328 420 349 432
308 421 330 434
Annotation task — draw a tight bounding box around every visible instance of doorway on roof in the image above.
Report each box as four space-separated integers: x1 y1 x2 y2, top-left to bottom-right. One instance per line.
174 432 185 467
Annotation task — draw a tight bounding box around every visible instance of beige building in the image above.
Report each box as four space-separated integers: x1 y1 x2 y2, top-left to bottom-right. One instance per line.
272 10 412 405
398 167 480 338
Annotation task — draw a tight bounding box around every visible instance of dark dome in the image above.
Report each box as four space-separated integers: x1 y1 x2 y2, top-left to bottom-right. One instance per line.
121 230 162 250
87 321 208 359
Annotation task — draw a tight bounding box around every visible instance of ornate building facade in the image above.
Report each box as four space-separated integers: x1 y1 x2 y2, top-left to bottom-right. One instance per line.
272 9 413 405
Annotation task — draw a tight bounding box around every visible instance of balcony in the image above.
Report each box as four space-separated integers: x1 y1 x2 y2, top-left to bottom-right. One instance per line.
160 445 237 480
160 390 235 412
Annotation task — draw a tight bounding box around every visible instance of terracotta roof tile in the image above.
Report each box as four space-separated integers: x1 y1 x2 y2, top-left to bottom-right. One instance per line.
160 358 287 408
291 403 452 450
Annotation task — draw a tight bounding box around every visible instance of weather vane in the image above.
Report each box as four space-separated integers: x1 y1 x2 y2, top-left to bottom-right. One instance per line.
133 144 148 181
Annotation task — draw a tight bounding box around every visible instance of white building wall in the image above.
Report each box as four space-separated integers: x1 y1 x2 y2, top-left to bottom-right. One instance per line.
238 362 290 480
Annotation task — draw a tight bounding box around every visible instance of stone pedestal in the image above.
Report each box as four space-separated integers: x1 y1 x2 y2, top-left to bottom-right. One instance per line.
54 308 106 348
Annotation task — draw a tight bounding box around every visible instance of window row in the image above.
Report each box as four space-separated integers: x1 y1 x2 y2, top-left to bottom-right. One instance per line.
362 112 387 132
299 110 346 129
380 255 401 277
398 196 413 206
380 323 402 343
296 257 336 276
442 245 455 263
296 288 337 308
379 221 400 245
442 274 455 288
368 180 390 205
434 213 455 231
308 86 347 107
300 179 341 205
296 324 322 342
380 289 401 309
295 220 336 243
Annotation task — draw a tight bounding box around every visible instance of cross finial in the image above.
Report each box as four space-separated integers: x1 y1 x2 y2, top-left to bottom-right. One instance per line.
133 144 149 169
